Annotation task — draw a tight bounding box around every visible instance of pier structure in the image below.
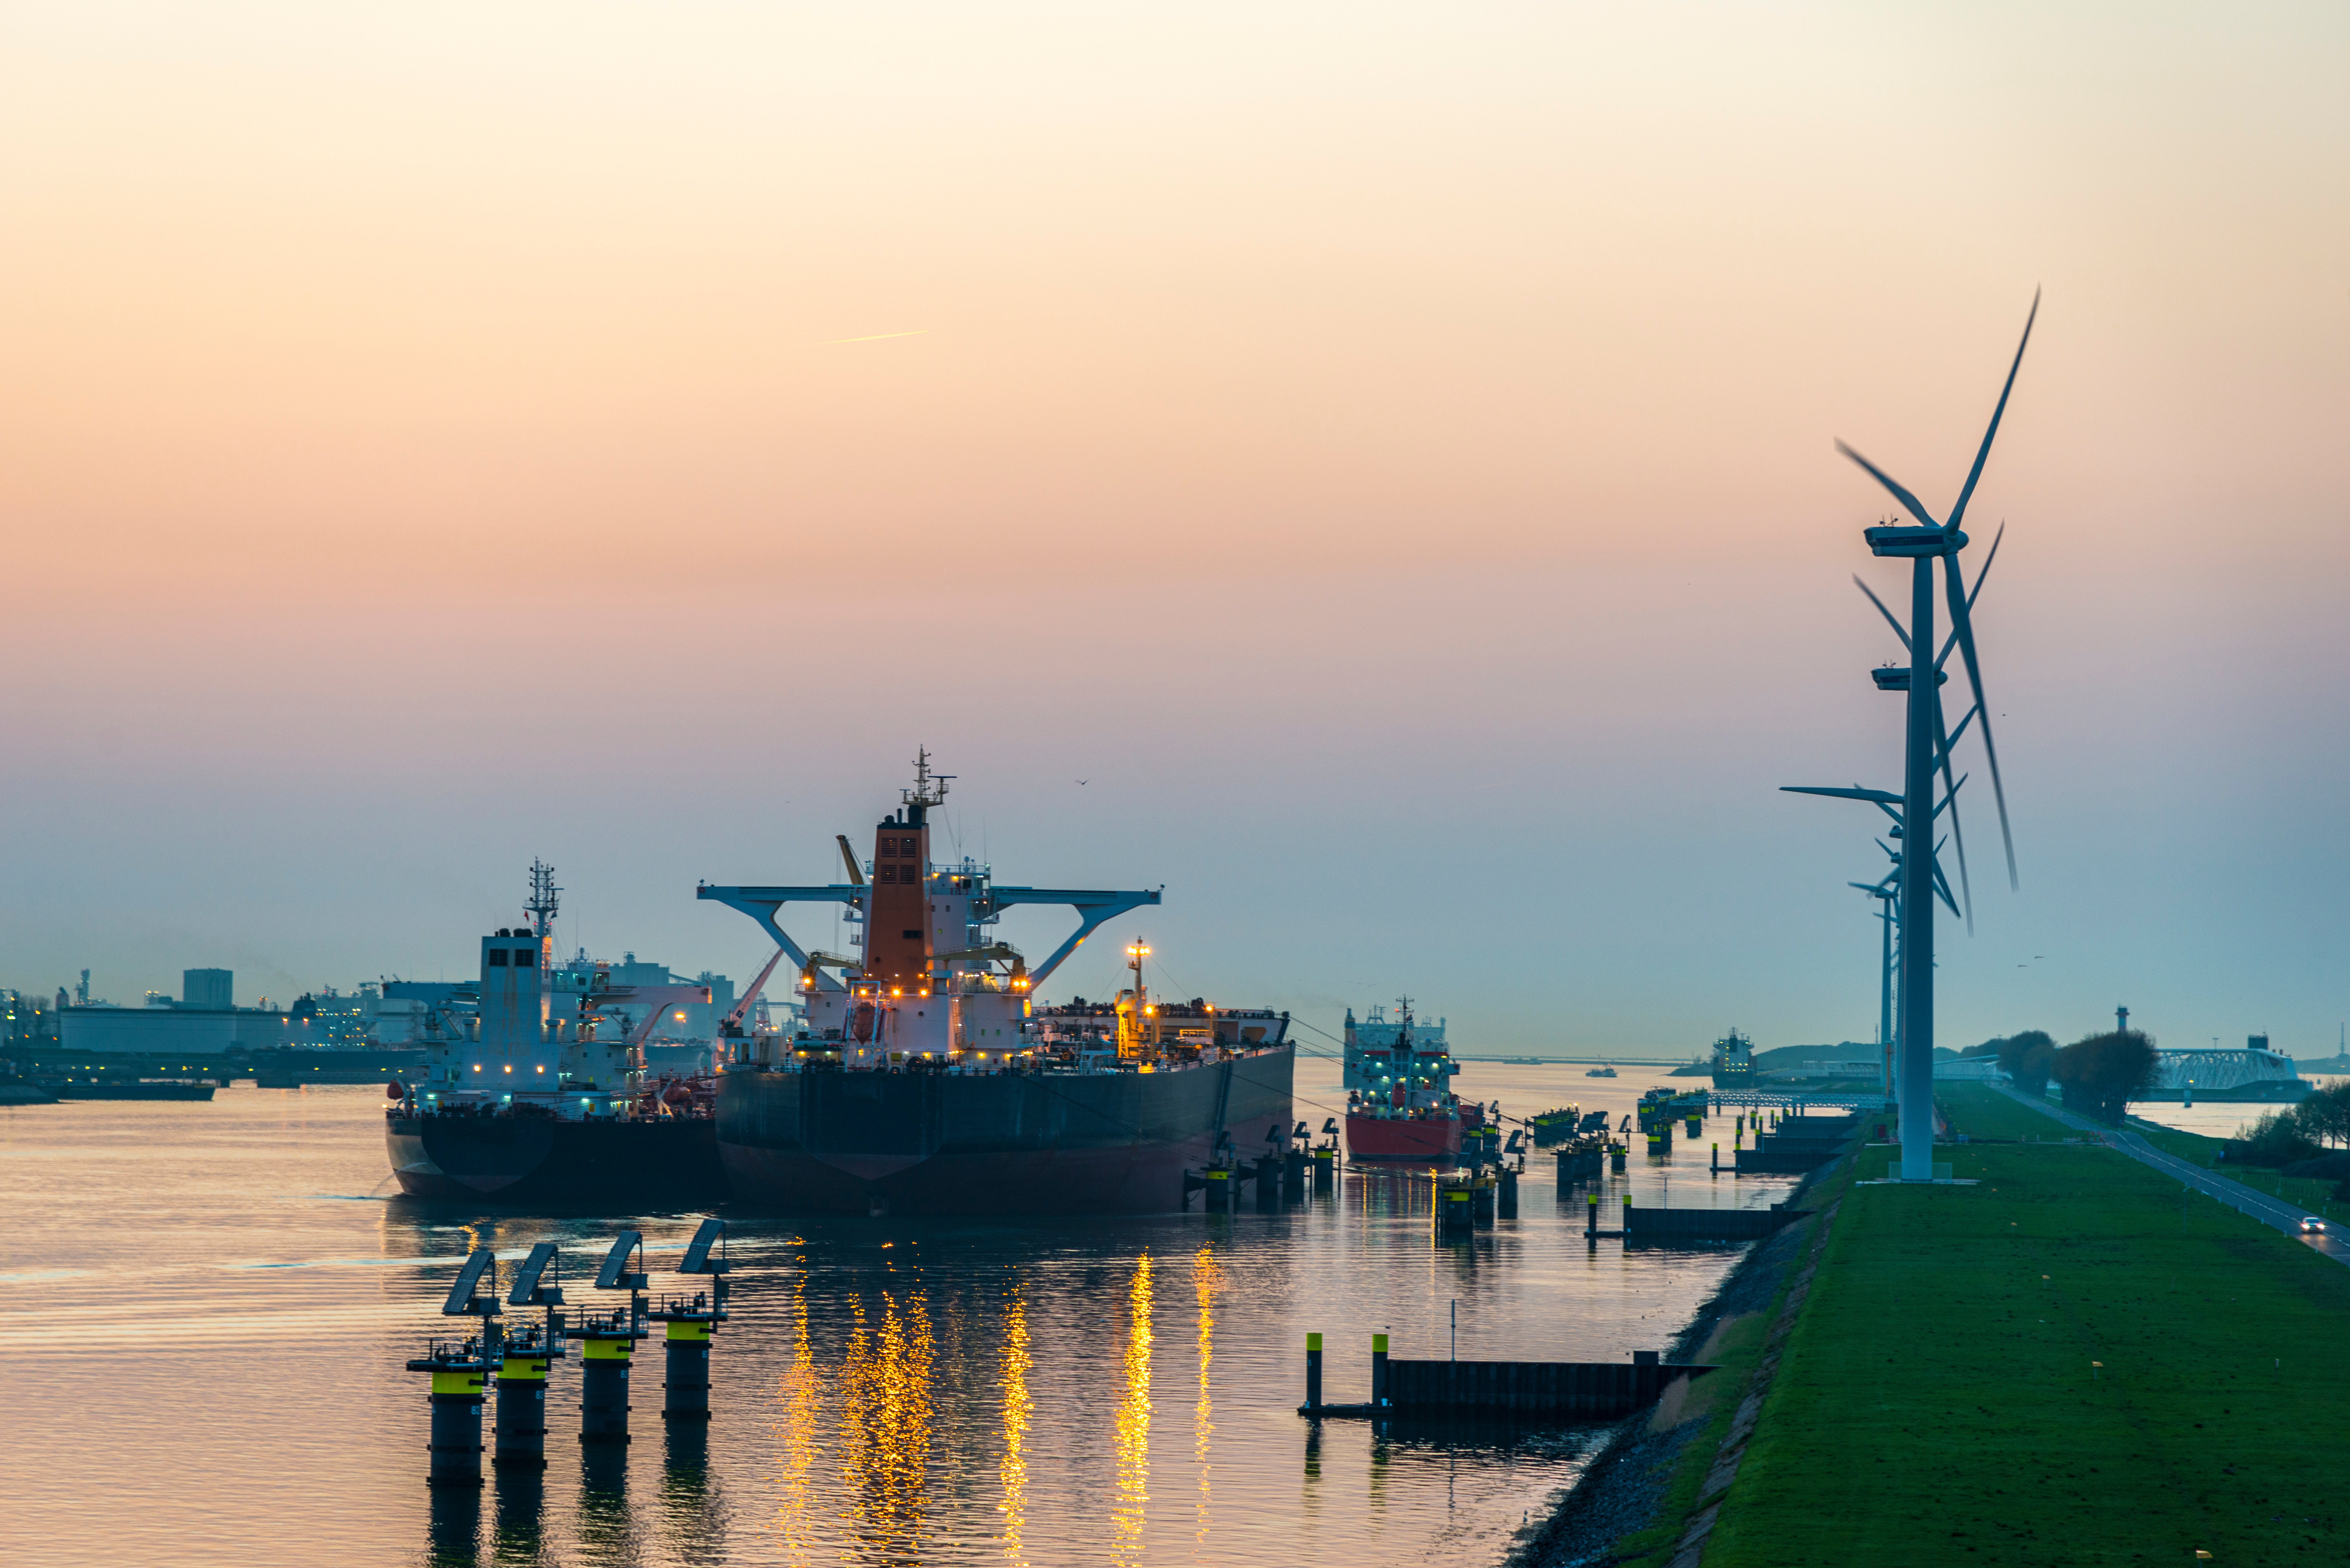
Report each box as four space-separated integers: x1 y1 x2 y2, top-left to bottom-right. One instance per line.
494 1243 567 1469
405 1248 503 1487
568 1231 649 1446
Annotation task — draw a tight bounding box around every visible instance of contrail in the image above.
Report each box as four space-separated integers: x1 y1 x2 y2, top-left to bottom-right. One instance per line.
830 329 929 343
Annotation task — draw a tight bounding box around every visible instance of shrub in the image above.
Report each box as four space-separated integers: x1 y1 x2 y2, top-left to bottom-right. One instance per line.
1992 1030 2059 1097
2052 1029 2158 1125
2225 1108 2322 1167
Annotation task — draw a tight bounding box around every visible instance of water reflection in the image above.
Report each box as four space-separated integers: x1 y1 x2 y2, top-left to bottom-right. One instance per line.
427 1485 480 1566
1191 1248 1219 1551
772 1262 819 1565
657 1418 727 1563
578 1444 630 1556
998 1284 1031 1564
1111 1254 1153 1566
13 1068 1774 1568
489 1471 544 1564
840 1282 935 1564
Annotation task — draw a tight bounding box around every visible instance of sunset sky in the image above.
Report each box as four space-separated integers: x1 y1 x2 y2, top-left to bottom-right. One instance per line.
5 2 2347 1055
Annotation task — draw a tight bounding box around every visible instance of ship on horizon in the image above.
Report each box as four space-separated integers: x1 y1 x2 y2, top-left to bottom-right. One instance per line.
698 754 1294 1215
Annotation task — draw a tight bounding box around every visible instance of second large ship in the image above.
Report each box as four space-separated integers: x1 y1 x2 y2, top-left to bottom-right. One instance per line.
701 756 1295 1215
1341 998 1469 1162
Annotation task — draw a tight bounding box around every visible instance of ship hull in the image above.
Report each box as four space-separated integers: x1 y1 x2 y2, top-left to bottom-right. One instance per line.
386 1114 729 1209
1345 1111 1465 1163
715 1047 1295 1215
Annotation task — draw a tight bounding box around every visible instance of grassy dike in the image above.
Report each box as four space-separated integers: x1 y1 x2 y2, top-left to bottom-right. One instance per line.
1694 1082 2350 1565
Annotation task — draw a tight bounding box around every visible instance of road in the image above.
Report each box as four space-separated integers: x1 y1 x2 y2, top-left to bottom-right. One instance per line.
1990 1082 2350 1270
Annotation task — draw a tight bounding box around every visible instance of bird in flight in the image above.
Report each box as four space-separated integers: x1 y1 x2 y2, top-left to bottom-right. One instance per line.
1076 779 1089 786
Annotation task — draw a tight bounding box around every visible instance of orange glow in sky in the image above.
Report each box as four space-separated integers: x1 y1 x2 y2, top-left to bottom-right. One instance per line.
4 3 2347 1049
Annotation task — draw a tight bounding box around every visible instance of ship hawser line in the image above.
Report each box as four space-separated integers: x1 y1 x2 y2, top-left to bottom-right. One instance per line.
700 755 1293 1215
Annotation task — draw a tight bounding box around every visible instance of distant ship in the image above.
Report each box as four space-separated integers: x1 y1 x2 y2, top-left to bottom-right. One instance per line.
1585 1064 1618 1078
1710 1028 1756 1084
1342 999 1468 1162
700 755 1294 1214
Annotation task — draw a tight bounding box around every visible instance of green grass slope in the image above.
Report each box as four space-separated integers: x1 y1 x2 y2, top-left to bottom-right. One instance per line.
1702 1138 2350 1566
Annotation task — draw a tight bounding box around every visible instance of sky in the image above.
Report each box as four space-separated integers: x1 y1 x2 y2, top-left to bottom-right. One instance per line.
4 2 2348 1057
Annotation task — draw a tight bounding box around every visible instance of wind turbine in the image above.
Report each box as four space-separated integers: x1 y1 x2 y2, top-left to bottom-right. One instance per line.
1783 785 1954 1136
1789 295 2035 1180
1851 867 1897 1102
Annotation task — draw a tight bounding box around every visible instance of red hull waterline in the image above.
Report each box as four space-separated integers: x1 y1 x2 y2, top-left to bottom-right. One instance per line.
1346 1112 1465 1164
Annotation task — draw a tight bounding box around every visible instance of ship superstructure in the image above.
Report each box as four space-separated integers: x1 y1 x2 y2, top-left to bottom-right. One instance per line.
698 754 1295 1215
1710 1027 1756 1084
385 863 730 1205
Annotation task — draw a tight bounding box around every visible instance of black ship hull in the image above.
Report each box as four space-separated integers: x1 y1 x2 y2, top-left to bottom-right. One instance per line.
385 1113 729 1210
716 1047 1295 1215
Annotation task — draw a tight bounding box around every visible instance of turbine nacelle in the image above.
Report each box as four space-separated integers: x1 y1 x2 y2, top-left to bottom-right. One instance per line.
1864 523 1967 557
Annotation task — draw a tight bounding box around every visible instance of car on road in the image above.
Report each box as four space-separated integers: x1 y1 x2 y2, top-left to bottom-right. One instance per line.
2299 1216 2325 1233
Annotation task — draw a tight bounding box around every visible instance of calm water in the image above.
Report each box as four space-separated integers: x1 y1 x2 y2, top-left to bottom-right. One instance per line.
1 1061 1797 1568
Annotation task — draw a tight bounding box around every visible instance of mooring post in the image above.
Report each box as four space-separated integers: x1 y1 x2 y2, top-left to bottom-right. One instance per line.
1586 1192 1598 1236
1442 1185 1472 1233
411 1338 492 1488
1312 1146 1336 1193
1206 1166 1230 1213
1305 1332 1323 1411
1711 1142 1719 1173
571 1231 649 1448
1610 1142 1627 1173
492 1331 555 1470
496 1241 566 1471
1370 1333 1389 1407
649 1219 732 1425
1498 1166 1518 1218
411 1246 501 1487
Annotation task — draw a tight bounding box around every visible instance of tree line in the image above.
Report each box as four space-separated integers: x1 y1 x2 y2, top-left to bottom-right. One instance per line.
1982 1028 2157 1126
2227 1083 2350 1166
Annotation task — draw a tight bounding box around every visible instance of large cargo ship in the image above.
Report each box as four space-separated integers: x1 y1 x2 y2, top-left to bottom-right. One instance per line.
1341 999 1468 1163
384 864 732 1208
699 756 1295 1215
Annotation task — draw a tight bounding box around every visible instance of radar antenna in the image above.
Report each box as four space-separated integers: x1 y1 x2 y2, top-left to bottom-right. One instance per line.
526 860 562 940
904 747 954 811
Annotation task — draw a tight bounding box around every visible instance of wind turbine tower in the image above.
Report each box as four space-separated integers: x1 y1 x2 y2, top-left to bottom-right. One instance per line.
1797 296 2035 1180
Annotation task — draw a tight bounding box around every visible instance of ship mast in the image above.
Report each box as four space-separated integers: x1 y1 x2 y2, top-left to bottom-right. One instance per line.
1126 938 1152 1055
525 861 561 969
902 746 953 824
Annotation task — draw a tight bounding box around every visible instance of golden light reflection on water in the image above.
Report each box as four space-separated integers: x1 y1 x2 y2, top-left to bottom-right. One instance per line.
998 1285 1031 1564
772 1261 820 1567
1192 1248 1221 1553
840 1284 936 1565
1111 1253 1153 1566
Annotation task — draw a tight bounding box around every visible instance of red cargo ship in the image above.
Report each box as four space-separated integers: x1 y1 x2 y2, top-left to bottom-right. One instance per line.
1342 998 1468 1164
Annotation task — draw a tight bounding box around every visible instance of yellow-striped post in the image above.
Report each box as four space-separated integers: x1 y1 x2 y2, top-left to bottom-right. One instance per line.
493 1346 554 1469
405 1344 492 1487
578 1333 633 1445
